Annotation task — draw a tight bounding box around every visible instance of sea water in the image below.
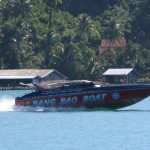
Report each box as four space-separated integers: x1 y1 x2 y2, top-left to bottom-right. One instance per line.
0 90 150 150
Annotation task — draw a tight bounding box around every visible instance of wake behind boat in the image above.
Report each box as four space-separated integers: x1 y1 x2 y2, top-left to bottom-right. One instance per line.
15 80 150 110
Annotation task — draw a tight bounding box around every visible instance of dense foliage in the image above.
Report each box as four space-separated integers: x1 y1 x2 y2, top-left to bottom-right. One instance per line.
0 0 150 80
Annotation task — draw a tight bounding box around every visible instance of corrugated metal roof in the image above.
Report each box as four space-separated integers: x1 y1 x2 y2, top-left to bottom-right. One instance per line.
0 69 60 79
0 76 35 79
103 68 133 76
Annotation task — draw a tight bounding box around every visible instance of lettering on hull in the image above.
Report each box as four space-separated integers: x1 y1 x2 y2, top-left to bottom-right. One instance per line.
82 94 107 103
32 93 107 107
59 97 78 105
32 99 56 107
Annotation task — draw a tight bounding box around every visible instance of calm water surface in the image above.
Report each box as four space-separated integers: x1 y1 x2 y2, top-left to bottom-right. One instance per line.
0 90 150 150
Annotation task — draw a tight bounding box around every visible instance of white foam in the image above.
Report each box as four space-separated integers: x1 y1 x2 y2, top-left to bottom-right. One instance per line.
0 98 15 112
0 97 88 112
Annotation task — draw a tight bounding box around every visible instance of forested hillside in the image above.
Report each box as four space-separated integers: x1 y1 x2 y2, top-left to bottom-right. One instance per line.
0 0 150 80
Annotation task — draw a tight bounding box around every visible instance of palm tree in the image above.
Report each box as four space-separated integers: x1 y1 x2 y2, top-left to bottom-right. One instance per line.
53 43 77 70
44 0 62 29
11 0 32 18
76 14 101 51
77 14 99 39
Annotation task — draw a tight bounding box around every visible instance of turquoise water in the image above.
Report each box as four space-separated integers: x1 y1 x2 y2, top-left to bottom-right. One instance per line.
0 90 150 150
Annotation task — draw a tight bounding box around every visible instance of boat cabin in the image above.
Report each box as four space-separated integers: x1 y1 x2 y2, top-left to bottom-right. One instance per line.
36 80 95 91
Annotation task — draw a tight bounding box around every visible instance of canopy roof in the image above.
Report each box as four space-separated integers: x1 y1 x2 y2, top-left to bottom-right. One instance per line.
36 80 95 90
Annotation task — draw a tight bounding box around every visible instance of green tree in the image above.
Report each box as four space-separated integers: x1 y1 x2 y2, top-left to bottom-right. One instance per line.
11 0 33 18
101 4 131 40
44 0 62 29
41 0 63 67
53 43 84 79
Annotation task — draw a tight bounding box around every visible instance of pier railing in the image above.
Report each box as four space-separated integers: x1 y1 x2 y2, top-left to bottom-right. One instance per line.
0 86 35 90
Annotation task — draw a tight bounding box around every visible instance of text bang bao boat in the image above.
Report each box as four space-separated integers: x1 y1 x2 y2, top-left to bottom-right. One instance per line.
15 80 150 110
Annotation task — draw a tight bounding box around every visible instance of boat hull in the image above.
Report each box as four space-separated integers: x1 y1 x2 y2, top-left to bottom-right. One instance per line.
15 84 150 110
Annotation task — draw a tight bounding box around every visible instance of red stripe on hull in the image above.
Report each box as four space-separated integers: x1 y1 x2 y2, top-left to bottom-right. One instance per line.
15 88 150 109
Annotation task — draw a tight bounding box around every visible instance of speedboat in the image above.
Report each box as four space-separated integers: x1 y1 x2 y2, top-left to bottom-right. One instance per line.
15 80 150 109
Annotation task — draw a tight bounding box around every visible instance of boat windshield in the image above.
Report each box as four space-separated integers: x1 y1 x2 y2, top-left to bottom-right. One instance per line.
61 81 95 89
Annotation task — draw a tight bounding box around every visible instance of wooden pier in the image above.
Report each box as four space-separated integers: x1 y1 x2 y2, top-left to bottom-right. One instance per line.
0 86 35 91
